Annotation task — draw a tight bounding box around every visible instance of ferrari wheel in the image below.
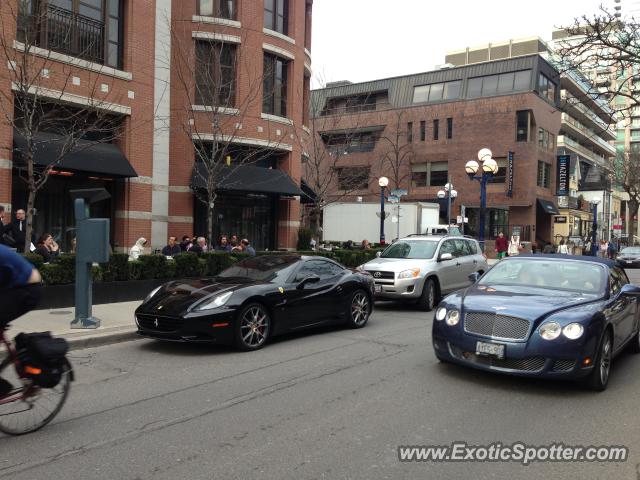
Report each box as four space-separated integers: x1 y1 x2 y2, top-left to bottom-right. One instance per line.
347 290 371 329
235 303 271 351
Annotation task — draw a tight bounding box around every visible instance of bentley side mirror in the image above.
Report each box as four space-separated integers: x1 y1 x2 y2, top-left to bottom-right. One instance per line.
439 253 453 262
376 251 382 258
621 284 640 296
468 272 481 283
297 274 321 289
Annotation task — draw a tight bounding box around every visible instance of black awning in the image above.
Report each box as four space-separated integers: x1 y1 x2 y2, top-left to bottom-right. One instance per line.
300 180 319 204
192 164 303 196
13 129 137 178
537 198 560 215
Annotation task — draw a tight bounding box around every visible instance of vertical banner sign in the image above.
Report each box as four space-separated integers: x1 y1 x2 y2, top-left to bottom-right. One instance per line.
507 151 514 198
556 155 570 196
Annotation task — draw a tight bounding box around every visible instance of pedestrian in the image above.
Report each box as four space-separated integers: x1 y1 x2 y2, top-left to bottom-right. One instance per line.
162 236 181 257
216 235 231 252
361 239 371 250
607 240 617 259
188 237 207 255
180 235 192 252
494 232 508 260
599 239 608 258
241 238 256 256
129 237 147 261
309 237 317 251
557 239 569 255
230 234 238 245
0 206 11 247
34 233 60 263
9 209 32 252
584 239 591 256
229 239 243 253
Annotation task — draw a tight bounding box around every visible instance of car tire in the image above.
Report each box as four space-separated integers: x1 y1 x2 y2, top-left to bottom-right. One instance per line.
584 329 613 392
346 290 371 329
234 303 271 351
417 278 437 311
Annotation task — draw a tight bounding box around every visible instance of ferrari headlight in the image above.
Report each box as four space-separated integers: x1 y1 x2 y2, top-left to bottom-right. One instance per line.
445 310 460 326
435 307 447 321
539 322 562 340
398 268 420 279
198 291 233 311
144 286 162 303
562 323 584 340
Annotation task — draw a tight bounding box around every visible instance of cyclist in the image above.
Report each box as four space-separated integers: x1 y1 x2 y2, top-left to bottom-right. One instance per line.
0 244 42 397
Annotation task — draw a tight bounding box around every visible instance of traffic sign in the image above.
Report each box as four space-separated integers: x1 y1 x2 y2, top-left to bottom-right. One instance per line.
391 188 408 197
388 195 400 204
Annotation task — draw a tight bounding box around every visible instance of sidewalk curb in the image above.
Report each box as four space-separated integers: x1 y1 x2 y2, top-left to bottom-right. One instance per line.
64 328 142 351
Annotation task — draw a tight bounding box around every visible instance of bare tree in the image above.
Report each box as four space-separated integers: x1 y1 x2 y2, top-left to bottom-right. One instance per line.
170 17 288 247
377 110 413 191
301 82 379 234
555 6 640 120
0 1 127 253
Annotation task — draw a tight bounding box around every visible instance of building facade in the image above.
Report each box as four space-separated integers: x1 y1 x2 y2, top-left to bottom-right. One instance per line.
446 38 617 246
311 55 562 246
0 0 311 252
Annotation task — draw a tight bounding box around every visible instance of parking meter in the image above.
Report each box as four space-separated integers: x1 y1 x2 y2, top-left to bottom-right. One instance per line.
69 189 111 329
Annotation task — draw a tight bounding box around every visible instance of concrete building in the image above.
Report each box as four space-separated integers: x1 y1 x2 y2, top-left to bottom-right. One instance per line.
311 55 562 246
446 38 617 246
0 0 312 252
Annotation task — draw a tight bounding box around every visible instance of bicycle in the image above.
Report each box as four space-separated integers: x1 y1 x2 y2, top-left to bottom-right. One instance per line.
0 325 73 435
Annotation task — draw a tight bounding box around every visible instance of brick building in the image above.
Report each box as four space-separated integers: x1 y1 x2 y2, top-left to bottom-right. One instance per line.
0 0 311 252
311 55 562 245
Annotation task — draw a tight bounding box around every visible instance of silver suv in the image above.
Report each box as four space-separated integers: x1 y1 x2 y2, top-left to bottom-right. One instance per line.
362 235 488 311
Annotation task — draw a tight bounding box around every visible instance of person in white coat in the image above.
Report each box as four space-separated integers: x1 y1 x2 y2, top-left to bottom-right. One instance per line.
129 237 147 261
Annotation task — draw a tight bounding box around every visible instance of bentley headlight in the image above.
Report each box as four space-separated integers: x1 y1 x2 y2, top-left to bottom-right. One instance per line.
435 307 447 321
198 291 233 311
144 286 162 303
539 322 562 340
398 268 420 279
562 323 584 340
445 310 460 326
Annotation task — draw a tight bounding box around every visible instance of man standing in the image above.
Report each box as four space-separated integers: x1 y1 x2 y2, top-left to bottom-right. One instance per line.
188 237 207 255
0 206 10 246
494 232 508 260
162 236 181 257
241 239 256 256
10 209 31 252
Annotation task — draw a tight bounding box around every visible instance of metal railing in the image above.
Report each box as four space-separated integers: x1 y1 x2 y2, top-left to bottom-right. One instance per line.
18 4 105 66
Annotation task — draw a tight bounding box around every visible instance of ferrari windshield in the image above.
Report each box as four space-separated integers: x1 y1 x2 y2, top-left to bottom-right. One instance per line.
381 240 438 259
479 258 605 294
218 256 298 282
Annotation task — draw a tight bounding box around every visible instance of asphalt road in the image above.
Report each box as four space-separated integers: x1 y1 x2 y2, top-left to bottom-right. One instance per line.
1 271 640 480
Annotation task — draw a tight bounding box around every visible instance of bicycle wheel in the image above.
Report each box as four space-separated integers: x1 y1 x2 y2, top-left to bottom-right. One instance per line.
0 357 72 436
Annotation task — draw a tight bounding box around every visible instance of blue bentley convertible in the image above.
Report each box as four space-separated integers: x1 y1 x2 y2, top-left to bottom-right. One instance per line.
432 255 640 391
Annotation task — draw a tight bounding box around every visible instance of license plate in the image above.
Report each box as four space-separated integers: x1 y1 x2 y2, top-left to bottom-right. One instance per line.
627 261 633 264
476 341 505 359
375 284 382 293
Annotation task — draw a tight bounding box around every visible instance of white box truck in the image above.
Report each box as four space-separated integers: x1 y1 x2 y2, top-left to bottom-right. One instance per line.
322 202 440 243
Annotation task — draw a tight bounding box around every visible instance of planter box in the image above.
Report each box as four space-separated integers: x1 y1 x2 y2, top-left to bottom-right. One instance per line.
37 279 167 310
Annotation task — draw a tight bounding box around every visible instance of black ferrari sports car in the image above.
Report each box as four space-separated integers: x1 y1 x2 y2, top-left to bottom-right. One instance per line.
135 255 375 350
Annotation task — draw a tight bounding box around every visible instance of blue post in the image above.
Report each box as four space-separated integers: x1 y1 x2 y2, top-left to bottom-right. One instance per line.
479 175 488 245
380 186 386 245
591 203 598 257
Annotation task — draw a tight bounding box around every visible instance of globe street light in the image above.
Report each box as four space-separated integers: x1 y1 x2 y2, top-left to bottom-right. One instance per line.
378 176 389 245
466 148 499 249
437 182 458 226
591 198 601 256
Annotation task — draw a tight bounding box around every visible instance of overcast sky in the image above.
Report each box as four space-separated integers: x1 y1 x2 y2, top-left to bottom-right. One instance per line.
310 0 607 87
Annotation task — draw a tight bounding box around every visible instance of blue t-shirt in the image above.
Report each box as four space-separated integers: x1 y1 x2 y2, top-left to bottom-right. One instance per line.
0 244 34 289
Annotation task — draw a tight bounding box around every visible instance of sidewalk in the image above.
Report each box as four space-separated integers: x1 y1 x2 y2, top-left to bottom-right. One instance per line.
7 301 141 351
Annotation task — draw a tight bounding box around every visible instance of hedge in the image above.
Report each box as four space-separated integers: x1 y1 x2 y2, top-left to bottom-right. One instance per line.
23 249 380 286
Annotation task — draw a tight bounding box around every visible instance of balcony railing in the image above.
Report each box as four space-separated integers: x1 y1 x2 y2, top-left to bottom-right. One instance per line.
18 4 105 66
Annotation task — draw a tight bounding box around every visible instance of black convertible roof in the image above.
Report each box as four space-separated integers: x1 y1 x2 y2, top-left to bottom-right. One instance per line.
507 254 615 268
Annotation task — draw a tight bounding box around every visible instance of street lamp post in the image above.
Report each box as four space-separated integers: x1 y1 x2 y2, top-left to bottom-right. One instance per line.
437 182 458 226
465 148 499 250
591 199 601 256
378 176 389 245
